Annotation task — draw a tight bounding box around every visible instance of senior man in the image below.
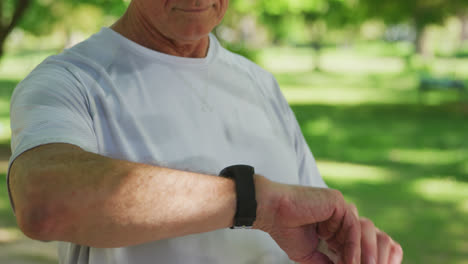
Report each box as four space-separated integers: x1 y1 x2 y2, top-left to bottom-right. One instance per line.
7 0 402 263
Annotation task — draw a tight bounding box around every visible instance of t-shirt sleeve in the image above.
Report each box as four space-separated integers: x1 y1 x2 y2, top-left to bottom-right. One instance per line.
7 63 98 210
288 108 328 188
267 75 327 188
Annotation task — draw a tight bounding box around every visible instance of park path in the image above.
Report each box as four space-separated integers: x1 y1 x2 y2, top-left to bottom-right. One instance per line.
0 238 57 264
0 148 58 264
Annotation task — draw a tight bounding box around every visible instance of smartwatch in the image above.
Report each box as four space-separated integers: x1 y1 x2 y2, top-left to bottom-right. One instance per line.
219 165 257 229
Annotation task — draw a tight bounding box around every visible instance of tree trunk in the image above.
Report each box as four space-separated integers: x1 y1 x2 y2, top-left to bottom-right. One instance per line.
312 41 322 72
461 14 468 43
0 0 32 61
0 29 9 59
414 26 430 57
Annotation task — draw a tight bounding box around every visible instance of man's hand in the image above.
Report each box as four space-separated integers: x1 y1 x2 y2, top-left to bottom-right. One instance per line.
253 175 403 264
253 175 361 264
319 218 404 264
360 218 403 264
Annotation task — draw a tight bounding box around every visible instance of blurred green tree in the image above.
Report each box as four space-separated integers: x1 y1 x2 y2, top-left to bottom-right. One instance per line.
461 14 468 43
456 7 468 45
256 0 357 42
358 0 468 55
0 0 127 60
231 0 358 70
0 0 31 58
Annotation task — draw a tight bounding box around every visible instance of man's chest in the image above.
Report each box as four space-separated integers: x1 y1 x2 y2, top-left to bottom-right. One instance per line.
88 71 300 184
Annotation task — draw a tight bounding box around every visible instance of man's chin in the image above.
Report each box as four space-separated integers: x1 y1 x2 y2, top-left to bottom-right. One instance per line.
172 30 212 44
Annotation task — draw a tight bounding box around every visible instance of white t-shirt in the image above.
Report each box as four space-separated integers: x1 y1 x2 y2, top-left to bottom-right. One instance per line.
9 28 326 264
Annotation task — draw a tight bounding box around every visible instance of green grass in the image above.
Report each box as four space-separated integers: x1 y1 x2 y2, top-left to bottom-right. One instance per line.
258 47 468 264
291 103 468 264
0 173 16 229
0 45 467 263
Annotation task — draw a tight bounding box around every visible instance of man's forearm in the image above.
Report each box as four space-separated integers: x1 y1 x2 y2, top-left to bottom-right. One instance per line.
10 143 237 247
10 143 400 264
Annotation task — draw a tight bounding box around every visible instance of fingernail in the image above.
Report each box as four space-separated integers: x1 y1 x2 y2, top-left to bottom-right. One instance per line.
368 256 376 264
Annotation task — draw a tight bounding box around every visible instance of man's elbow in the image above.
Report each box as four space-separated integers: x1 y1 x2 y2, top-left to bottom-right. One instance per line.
9 146 77 242
15 200 62 242
12 173 68 242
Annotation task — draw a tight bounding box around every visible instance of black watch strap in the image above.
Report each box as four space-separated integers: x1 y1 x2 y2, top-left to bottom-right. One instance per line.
219 165 257 229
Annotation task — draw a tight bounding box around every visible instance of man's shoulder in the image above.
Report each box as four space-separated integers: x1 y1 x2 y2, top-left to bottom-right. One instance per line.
61 28 121 71
13 30 117 100
216 44 276 89
20 28 123 91
215 44 289 109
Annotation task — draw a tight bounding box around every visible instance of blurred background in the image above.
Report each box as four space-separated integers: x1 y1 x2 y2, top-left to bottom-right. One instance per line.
0 0 467 263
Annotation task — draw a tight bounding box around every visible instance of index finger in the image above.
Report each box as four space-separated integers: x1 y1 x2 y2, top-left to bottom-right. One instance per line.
341 204 361 264
320 203 361 264
360 218 377 264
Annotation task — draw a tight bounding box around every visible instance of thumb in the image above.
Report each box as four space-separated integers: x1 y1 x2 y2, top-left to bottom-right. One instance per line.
318 239 340 264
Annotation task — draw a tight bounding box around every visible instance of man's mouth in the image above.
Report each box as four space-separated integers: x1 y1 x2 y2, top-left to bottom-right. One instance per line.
174 6 211 13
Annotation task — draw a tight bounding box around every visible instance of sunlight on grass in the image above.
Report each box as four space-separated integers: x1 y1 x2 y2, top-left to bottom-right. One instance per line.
282 86 408 105
317 160 395 184
368 206 410 233
277 71 420 105
388 148 467 165
0 195 7 210
322 53 404 74
260 47 405 74
0 119 10 142
304 117 333 134
0 50 55 80
0 227 21 243
0 99 9 112
462 162 468 175
459 199 468 213
259 50 315 73
0 101 10 141
448 222 468 238
432 57 468 78
411 178 468 204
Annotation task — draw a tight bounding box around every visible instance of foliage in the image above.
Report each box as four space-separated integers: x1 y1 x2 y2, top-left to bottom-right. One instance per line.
18 0 127 35
221 41 259 62
0 0 32 57
224 0 468 57
0 0 128 60
220 0 362 69
357 0 468 54
257 0 357 43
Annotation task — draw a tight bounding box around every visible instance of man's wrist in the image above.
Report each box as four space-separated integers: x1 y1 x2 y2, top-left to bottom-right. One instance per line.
251 175 281 232
219 165 257 228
